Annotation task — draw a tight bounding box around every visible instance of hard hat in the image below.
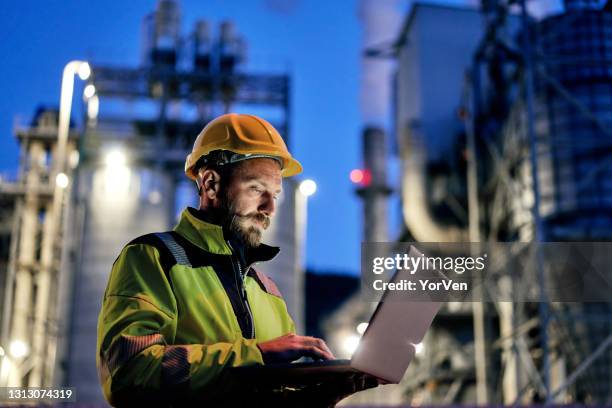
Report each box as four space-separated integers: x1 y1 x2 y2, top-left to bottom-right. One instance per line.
185 113 303 180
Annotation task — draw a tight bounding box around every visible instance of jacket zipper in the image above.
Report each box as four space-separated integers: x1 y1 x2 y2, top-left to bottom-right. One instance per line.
235 260 255 339
227 240 255 339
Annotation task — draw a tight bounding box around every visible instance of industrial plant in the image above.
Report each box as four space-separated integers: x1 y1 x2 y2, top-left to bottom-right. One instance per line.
340 0 612 405
0 0 611 406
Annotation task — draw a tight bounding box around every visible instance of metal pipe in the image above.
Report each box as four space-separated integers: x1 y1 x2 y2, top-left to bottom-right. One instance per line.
28 60 88 386
28 201 55 387
400 124 469 242
519 0 550 398
56 61 86 174
0 197 23 386
466 62 490 405
548 332 612 403
7 142 45 385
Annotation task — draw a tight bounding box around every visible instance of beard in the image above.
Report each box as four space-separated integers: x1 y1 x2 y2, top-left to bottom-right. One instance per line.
220 192 271 248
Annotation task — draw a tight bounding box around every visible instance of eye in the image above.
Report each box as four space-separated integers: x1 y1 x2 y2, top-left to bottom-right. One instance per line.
250 186 263 194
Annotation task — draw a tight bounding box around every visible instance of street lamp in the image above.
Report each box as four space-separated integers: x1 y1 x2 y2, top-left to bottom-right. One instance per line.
294 178 317 335
299 179 317 196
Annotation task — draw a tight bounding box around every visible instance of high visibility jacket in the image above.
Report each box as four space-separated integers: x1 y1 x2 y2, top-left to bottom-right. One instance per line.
96 207 296 406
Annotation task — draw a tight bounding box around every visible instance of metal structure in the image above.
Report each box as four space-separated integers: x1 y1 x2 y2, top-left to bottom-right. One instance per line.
389 0 612 405
393 5 484 402
0 107 80 388
465 0 612 404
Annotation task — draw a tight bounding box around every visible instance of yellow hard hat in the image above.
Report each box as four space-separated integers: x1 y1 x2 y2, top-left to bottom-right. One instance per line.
185 113 303 180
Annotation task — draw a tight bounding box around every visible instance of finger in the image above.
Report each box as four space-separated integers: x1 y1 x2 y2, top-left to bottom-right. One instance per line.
316 338 336 359
313 343 335 360
311 345 334 360
301 344 334 361
304 337 335 360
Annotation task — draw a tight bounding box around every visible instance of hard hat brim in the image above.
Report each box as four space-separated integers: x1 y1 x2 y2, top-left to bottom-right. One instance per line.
185 148 303 180
281 156 303 178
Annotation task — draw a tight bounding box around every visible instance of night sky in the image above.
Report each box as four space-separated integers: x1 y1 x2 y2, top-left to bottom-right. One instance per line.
0 0 412 274
1 0 564 273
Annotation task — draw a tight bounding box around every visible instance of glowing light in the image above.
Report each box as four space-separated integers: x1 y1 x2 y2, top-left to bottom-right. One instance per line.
9 340 28 358
69 150 80 169
415 342 424 355
148 190 162 205
350 169 364 184
299 179 317 197
77 62 91 80
448 302 462 313
342 334 360 355
0 346 4 357
83 84 96 99
56 172 69 189
356 322 369 335
350 169 372 186
87 95 99 121
105 150 127 167
103 149 130 196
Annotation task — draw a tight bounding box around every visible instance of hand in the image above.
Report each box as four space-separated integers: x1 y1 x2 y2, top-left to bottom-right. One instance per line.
257 333 335 363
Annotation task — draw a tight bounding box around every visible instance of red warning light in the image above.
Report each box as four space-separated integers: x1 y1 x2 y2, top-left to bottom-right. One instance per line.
350 169 372 187
361 169 372 186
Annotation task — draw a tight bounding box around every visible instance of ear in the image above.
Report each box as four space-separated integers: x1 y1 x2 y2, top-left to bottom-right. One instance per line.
197 168 221 200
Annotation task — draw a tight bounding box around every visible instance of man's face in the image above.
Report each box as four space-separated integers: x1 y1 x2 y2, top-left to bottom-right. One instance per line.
220 158 282 248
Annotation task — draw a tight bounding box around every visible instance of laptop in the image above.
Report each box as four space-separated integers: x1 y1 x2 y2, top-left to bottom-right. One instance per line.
232 246 442 385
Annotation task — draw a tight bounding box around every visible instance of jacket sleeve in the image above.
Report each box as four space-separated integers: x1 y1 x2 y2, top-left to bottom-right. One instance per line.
96 243 264 406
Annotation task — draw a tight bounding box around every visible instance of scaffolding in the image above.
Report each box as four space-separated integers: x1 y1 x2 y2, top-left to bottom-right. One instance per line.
460 0 612 404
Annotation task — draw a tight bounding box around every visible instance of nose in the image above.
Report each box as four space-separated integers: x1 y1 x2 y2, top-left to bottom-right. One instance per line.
258 192 276 217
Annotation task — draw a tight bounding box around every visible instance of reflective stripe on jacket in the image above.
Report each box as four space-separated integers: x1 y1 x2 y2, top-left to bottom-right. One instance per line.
96 207 296 406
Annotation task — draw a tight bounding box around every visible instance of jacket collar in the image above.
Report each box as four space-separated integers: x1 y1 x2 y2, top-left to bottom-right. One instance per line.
173 207 280 264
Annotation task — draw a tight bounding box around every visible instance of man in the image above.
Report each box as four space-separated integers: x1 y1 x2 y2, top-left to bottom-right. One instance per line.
97 113 378 407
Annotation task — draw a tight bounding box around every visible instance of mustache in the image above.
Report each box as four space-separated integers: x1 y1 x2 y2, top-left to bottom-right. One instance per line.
234 212 271 229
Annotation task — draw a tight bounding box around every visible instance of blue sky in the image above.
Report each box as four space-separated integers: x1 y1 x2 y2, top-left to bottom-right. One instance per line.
0 0 409 273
